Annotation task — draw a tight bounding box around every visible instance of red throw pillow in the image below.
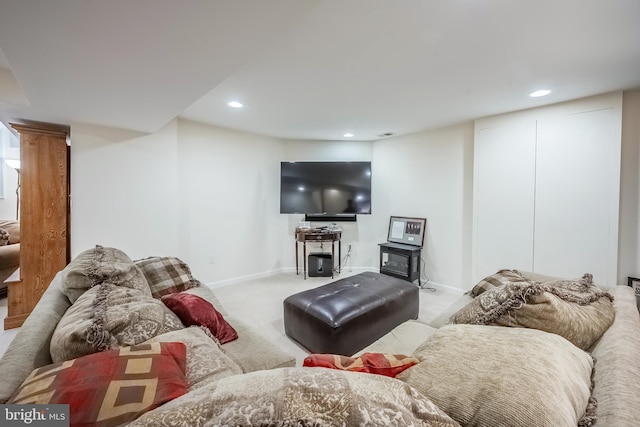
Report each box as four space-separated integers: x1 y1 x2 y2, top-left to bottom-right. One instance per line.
161 292 238 344
303 352 419 378
9 342 187 427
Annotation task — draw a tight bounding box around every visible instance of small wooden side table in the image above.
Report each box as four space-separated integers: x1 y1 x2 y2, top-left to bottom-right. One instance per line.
295 228 342 279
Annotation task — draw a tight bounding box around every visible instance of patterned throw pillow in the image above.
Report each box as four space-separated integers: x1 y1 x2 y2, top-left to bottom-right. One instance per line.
303 352 419 378
9 342 188 427
126 367 461 427
469 269 531 297
161 292 238 344
135 256 201 298
50 284 185 363
144 327 242 391
0 220 20 244
0 228 9 246
59 245 151 303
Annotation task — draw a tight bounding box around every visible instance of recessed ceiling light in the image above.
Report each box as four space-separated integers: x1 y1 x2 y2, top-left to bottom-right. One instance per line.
343 133 354 138
529 89 551 98
228 101 243 108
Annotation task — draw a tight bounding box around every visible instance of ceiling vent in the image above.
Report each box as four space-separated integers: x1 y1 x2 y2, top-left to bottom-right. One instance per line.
378 132 395 138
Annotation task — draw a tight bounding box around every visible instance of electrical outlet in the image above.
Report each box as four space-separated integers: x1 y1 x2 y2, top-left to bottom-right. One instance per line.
207 255 214 264
348 244 352 252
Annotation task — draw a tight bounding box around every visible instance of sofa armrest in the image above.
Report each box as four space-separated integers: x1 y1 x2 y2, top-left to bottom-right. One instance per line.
590 285 640 426
0 243 20 270
427 294 473 329
0 272 71 403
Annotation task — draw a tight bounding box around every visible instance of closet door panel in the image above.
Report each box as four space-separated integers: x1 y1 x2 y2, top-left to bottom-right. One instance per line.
534 108 618 283
473 121 536 282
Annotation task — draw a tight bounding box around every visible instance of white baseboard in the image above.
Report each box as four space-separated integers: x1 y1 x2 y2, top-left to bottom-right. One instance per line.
205 267 466 294
206 266 377 289
420 279 466 295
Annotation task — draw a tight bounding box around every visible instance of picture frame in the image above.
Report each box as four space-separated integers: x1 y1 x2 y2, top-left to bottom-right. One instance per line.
628 276 640 310
387 216 427 247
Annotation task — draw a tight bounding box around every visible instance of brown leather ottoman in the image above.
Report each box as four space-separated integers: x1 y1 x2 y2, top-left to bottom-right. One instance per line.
283 271 419 356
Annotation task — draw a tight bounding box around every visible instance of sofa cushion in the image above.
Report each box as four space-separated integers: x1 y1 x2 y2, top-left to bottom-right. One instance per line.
59 245 151 303
450 273 615 350
134 256 201 298
303 352 419 378
50 284 184 363
9 342 187 427
143 327 242 391
161 292 238 344
397 324 596 427
126 367 462 427
469 268 531 297
217 316 297 373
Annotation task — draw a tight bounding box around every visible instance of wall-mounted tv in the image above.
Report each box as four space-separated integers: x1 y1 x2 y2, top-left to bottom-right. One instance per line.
280 161 372 218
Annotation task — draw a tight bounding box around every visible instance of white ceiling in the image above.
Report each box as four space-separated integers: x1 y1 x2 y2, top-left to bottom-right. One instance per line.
0 0 639 142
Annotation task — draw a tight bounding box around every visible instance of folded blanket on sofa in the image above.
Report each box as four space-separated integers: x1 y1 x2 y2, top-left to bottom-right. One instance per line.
450 273 615 350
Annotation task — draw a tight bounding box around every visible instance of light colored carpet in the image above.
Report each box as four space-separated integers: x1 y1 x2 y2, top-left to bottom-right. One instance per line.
211 270 464 365
0 271 465 364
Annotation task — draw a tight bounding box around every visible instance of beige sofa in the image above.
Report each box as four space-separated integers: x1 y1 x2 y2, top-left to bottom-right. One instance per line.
0 220 20 297
0 271 296 399
1 267 639 426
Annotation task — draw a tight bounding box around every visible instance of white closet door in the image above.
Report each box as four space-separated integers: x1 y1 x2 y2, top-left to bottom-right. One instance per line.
473 121 536 282
534 108 619 284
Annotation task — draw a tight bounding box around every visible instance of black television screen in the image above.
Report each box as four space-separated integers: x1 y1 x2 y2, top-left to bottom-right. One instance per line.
280 161 372 215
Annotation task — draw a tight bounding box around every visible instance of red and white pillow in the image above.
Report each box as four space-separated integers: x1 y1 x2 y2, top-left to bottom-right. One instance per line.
9 342 188 427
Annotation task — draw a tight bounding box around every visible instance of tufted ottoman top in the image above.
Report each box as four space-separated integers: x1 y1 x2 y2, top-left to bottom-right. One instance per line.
284 271 419 355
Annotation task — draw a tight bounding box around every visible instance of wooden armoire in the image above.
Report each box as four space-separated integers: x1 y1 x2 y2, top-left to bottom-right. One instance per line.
4 123 70 329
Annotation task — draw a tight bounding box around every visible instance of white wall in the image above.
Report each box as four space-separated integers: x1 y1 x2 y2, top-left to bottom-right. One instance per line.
70 120 181 260
279 140 375 272
176 119 284 285
67 90 639 291
619 90 640 283
68 119 476 292
473 92 623 286
373 124 475 291
0 124 19 220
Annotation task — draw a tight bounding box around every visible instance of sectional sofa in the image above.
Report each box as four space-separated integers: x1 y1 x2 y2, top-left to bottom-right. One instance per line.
1 247 639 426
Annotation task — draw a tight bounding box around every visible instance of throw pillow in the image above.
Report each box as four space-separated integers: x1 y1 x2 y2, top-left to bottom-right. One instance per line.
0 220 19 244
59 245 151 303
450 274 615 350
126 367 462 427
0 228 9 246
134 256 201 298
9 342 188 427
50 284 184 363
397 324 596 427
303 352 419 378
161 292 238 344
468 268 531 297
144 327 242 391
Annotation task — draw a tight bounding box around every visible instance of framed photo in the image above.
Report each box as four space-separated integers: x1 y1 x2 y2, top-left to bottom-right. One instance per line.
628 276 640 310
387 216 426 247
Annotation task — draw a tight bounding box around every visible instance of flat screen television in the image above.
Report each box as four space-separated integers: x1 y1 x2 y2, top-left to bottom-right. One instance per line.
280 161 372 218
